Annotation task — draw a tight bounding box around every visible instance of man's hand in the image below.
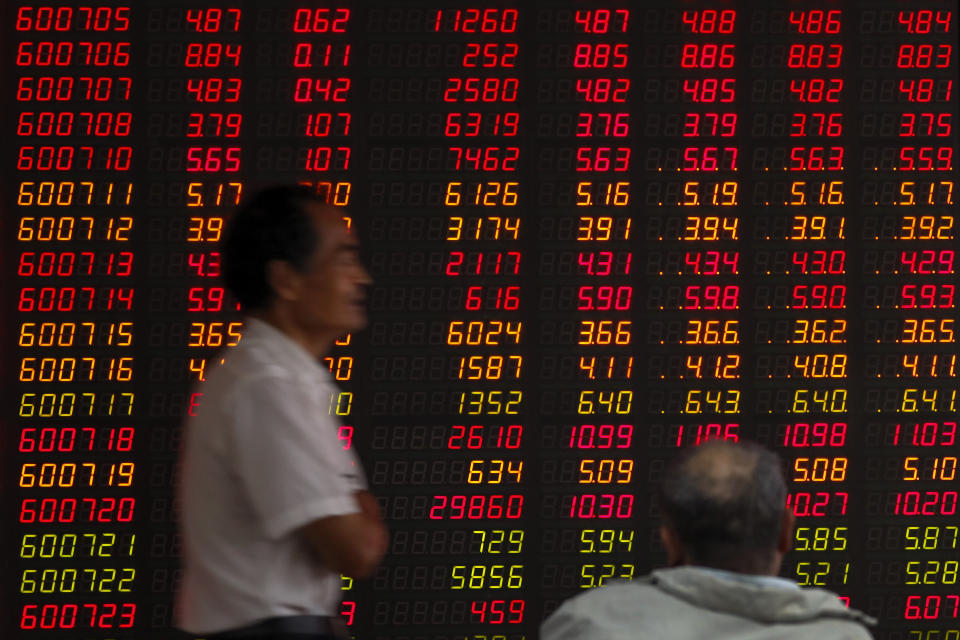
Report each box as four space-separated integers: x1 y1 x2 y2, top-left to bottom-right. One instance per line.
355 490 383 519
355 490 389 558
299 492 388 579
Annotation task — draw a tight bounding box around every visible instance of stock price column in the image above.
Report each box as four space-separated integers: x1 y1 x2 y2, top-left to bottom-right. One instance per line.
441 7 527 636
859 6 959 638
12 5 138 634
282 5 359 624
644 4 743 542
178 3 244 392
362 7 526 638
662 8 743 453
139 5 246 626
750 7 853 600
534 3 637 614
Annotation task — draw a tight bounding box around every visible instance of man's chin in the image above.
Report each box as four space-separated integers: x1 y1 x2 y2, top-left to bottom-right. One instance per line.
345 310 369 332
319 309 367 341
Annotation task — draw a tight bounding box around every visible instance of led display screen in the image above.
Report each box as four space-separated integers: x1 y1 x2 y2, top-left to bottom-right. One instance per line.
3 2 958 639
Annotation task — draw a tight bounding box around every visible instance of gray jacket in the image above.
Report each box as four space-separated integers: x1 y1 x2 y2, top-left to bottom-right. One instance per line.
541 566 875 640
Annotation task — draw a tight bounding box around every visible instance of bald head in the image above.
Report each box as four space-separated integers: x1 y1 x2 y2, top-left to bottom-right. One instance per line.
660 440 789 574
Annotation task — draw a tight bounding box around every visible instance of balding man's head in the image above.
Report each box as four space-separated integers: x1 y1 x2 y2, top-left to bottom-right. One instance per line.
659 440 790 574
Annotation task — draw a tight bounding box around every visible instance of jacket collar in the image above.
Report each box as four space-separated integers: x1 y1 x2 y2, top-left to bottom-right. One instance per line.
649 566 876 626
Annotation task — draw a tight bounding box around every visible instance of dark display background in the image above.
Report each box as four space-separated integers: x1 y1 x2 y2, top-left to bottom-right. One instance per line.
3 2 959 639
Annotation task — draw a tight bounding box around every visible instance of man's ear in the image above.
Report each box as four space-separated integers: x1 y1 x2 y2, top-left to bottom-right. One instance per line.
778 507 795 554
660 525 684 567
266 260 300 301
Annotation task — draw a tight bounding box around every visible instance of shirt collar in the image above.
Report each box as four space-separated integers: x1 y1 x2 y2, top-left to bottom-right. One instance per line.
243 318 328 379
697 566 800 590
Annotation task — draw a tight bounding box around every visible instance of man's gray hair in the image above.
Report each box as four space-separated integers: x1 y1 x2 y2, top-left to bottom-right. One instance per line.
660 440 787 571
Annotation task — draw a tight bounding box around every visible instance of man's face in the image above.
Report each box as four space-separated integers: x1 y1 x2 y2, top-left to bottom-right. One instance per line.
287 204 371 338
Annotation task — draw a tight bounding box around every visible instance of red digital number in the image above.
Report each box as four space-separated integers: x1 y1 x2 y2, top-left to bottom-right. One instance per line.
683 113 737 137
789 78 843 103
895 491 958 516
787 44 843 69
788 10 842 34
569 424 634 449
462 42 518 68
576 147 630 172
684 251 739 275
184 42 242 68
187 286 226 312
898 10 953 34
471 599 524 624
444 77 519 103
577 285 633 311
682 78 735 103
901 284 956 310
790 113 843 137
681 10 735 34
680 44 735 69
20 497 135 523
791 250 845 275
675 423 739 447
683 285 739 310
575 78 630 103
429 494 524 520
435 8 518 33
905 595 960 620
788 491 848 516
897 44 952 69
465 285 520 311
682 147 737 171
575 9 629 34
783 423 847 448
186 8 241 32
899 79 953 103
574 43 629 69
791 284 846 310
186 147 241 172
450 147 519 171
569 493 633 519
186 77 242 103
16 7 131 32
292 8 350 33
900 113 952 137
899 147 953 171
901 250 955 274
445 112 519 137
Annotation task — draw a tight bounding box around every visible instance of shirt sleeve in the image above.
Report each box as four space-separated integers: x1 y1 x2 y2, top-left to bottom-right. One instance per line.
344 451 368 491
230 373 361 539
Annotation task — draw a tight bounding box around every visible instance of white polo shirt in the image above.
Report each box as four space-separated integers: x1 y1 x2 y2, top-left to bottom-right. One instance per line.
176 318 365 634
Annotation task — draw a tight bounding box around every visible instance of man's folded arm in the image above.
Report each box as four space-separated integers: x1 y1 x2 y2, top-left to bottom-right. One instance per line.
300 491 388 578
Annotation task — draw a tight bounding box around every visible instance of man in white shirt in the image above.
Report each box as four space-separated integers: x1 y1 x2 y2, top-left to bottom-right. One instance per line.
176 186 387 639
542 441 875 640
